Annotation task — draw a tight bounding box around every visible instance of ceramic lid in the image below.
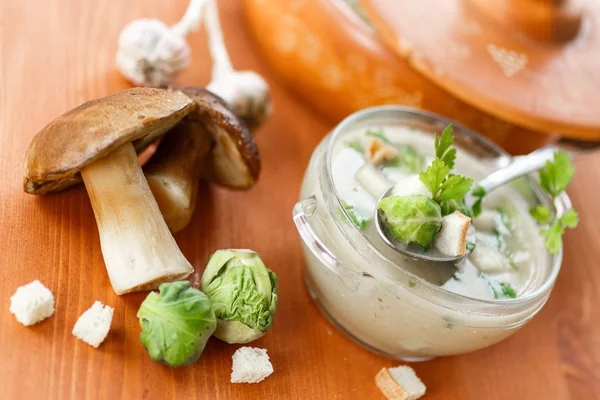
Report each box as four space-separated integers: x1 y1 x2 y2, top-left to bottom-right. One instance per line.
359 0 600 140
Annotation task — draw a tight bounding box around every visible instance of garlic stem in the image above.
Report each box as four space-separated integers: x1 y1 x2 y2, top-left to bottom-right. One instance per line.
204 0 234 80
172 0 208 37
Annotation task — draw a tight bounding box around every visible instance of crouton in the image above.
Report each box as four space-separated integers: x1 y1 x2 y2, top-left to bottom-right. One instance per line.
231 347 273 383
375 365 426 400
366 137 398 166
434 211 471 256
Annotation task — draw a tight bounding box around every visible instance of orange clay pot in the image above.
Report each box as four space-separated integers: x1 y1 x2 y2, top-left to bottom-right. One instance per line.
243 0 558 154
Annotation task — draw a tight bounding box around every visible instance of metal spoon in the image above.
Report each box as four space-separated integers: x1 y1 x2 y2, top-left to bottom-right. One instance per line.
374 147 567 263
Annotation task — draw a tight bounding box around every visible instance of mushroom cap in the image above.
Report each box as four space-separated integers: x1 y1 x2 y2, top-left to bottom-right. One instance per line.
23 88 195 194
179 87 260 190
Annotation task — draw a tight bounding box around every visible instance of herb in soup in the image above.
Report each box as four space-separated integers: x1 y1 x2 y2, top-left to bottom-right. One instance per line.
471 185 486 217
479 273 517 299
341 201 370 231
386 145 425 173
366 128 392 144
346 139 364 153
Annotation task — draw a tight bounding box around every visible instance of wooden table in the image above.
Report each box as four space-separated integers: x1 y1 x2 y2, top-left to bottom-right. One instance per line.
0 1 599 399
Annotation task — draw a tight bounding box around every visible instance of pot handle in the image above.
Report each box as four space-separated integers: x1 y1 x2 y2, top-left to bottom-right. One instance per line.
293 196 364 291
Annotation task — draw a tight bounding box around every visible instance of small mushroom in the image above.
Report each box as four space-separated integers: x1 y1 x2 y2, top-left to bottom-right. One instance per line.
23 88 196 295
144 87 259 233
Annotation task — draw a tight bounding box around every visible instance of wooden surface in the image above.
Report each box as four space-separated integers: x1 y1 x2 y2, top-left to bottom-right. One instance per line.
361 0 600 139
0 1 599 399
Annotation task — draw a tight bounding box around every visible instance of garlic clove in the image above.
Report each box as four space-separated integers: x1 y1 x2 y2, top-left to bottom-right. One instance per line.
116 19 190 87
207 71 272 132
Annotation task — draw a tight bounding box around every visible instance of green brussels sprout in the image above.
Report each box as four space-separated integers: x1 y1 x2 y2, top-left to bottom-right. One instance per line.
137 281 216 367
377 195 443 248
200 249 278 344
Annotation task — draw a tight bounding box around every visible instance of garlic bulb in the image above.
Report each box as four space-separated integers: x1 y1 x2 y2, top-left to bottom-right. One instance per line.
204 0 272 130
207 71 272 130
116 0 206 87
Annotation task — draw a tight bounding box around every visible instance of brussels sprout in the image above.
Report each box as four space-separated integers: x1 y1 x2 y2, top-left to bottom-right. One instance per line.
137 281 216 367
377 195 443 248
200 249 278 344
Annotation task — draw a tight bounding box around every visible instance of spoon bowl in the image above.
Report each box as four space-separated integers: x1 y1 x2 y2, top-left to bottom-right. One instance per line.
374 187 467 263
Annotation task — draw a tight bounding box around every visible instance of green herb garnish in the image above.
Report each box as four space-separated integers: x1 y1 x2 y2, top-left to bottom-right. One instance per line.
341 201 370 231
466 241 476 252
419 126 473 202
471 185 486 217
386 145 425 173
365 128 392 144
529 152 579 254
346 139 364 153
408 279 417 288
500 282 517 298
479 273 518 299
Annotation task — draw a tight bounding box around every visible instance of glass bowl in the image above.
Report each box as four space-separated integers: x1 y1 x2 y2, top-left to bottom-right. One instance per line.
293 106 569 361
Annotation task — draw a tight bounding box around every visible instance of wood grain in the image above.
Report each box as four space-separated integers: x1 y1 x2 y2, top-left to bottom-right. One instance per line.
0 0 599 399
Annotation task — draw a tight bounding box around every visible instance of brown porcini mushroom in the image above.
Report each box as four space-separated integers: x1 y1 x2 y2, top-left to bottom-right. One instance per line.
23 88 196 295
144 87 259 233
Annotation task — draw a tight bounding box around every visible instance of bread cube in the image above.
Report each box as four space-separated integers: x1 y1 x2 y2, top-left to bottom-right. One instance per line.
72 301 114 348
9 280 55 326
231 347 274 383
376 365 426 400
434 211 471 256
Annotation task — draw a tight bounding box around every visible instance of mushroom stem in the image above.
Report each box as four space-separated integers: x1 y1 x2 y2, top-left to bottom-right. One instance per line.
81 143 194 294
145 121 213 233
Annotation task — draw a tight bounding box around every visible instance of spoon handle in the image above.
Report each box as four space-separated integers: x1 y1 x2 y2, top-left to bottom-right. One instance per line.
477 147 565 195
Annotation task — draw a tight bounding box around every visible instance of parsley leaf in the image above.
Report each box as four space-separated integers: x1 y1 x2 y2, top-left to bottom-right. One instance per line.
438 175 473 201
471 185 486 217
559 209 579 228
346 139 363 153
365 129 392 144
419 159 449 197
500 282 517 298
540 221 565 254
529 205 554 224
434 125 456 169
539 152 575 197
466 241 476 252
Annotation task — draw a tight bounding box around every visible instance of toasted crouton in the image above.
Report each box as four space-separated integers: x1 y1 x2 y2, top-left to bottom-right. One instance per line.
366 137 398 165
375 366 426 400
434 211 471 256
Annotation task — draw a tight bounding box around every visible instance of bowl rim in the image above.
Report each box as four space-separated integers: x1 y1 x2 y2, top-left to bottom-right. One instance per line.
325 105 567 308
